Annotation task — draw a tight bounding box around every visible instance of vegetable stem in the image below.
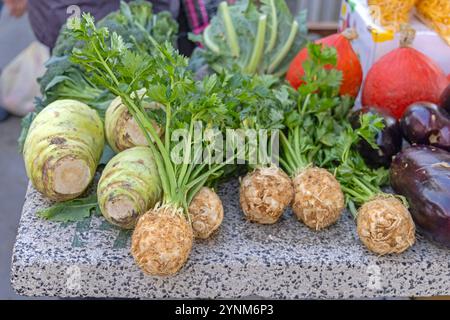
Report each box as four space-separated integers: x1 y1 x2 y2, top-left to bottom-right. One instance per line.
266 0 278 53
352 176 375 199
177 121 194 187
203 25 220 54
245 14 267 75
220 2 240 57
268 20 298 74
280 131 308 176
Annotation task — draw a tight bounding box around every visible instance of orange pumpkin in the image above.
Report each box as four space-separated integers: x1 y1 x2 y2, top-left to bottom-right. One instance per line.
286 29 363 98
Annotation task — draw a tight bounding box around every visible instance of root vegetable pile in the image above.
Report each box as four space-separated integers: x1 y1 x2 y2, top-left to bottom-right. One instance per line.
23 0 436 279
71 14 242 275
97 146 162 229
23 99 104 201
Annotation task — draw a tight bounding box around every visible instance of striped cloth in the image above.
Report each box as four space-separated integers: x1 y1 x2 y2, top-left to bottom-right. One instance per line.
182 0 236 35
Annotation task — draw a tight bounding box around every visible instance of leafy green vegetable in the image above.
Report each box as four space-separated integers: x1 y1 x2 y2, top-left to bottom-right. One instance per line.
279 43 351 175
189 0 307 77
327 116 391 216
53 24 84 57
37 195 98 222
71 13 241 215
38 56 114 115
53 0 178 57
18 0 178 153
277 42 388 215
97 0 178 52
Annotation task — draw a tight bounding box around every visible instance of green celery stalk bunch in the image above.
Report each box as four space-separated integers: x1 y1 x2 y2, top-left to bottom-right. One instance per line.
71 14 239 276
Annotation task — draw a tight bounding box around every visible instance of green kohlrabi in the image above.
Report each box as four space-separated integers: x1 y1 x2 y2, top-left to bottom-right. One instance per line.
189 0 307 78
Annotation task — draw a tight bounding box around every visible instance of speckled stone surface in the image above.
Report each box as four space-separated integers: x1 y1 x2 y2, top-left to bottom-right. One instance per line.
11 179 450 298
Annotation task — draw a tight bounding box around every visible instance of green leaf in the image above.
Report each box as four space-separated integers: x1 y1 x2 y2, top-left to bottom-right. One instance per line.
99 145 116 166
37 195 98 222
44 75 74 92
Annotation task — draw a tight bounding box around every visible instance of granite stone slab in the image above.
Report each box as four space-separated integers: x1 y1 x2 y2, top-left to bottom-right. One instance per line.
11 180 450 298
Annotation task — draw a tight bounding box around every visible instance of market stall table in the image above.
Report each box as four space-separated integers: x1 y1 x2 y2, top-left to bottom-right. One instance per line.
11 179 450 298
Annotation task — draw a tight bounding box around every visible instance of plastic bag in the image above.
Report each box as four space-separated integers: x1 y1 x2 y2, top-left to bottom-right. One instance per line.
0 41 49 116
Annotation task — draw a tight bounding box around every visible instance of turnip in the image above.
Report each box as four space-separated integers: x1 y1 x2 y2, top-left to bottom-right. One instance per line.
23 99 104 201
105 92 164 153
189 187 224 239
240 166 293 224
97 146 162 229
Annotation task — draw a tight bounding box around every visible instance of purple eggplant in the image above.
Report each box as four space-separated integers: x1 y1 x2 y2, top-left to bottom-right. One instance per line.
391 145 450 247
441 84 450 113
350 107 402 168
400 102 450 152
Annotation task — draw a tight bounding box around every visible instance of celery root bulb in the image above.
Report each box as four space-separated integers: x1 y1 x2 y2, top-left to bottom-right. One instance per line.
105 94 163 153
292 167 345 230
97 147 162 229
240 166 294 224
23 99 104 202
131 206 193 276
189 187 224 239
357 196 415 255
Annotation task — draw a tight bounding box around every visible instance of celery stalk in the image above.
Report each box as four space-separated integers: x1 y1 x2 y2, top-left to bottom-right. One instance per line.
203 25 220 54
220 2 240 57
244 14 267 75
265 0 278 53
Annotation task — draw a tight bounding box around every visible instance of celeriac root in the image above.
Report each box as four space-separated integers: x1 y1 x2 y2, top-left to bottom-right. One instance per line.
105 94 163 153
23 99 104 201
131 205 193 276
240 166 294 224
97 147 162 229
292 167 345 230
357 196 416 255
189 187 224 239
